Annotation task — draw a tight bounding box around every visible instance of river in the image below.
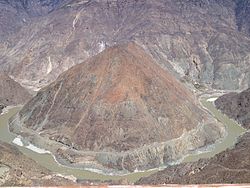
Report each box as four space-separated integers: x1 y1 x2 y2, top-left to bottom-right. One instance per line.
0 97 246 183
183 98 246 162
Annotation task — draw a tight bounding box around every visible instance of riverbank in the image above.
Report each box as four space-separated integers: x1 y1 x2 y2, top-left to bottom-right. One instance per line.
136 92 249 184
0 106 158 183
182 96 246 163
12 136 50 154
0 94 245 183
136 128 250 184
8 100 225 177
0 140 77 186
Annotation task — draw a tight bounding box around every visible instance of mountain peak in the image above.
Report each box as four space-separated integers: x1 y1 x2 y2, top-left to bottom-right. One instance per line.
10 43 224 172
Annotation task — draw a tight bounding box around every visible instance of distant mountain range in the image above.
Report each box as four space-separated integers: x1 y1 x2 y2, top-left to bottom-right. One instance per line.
0 0 250 91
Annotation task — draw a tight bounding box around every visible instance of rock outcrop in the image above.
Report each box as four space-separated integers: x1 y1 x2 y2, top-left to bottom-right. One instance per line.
9 43 224 173
215 88 250 129
0 104 5 114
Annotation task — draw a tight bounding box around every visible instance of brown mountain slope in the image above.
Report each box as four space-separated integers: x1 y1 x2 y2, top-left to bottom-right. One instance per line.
0 72 32 113
10 43 224 173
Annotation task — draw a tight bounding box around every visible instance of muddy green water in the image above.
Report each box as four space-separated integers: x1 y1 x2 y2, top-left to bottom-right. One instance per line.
183 98 246 162
0 107 157 182
0 98 246 182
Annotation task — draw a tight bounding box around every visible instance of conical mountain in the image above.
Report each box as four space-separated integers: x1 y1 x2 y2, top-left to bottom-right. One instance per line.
10 43 224 173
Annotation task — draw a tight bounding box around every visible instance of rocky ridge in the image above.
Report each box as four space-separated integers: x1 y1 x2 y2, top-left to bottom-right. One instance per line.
1 0 250 90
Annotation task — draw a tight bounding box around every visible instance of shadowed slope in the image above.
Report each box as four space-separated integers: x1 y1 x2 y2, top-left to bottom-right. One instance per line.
0 72 32 108
215 88 250 129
